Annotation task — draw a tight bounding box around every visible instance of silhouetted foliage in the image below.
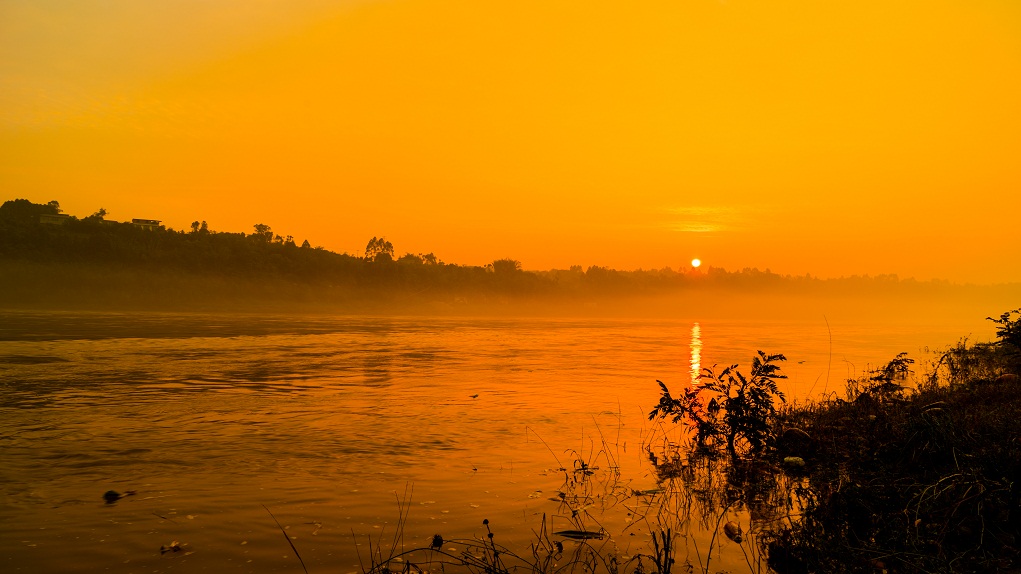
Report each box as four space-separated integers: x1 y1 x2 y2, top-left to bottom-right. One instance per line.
650 351 787 461
252 223 273 242
989 308 1021 350
492 258 522 274
0 198 60 222
844 351 915 402
762 336 1021 574
643 314 1021 574
85 208 108 221
365 236 394 261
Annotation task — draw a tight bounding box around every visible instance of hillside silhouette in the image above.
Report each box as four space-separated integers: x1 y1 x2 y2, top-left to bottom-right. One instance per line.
1 198 1016 317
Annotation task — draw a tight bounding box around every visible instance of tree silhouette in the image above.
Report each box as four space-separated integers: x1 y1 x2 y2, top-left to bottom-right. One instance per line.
492 258 522 274
252 223 273 242
0 198 61 223
364 236 394 261
85 208 108 221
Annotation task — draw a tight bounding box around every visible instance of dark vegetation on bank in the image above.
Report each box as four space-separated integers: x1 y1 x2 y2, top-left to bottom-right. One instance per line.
649 309 1021 573
1 198 1014 315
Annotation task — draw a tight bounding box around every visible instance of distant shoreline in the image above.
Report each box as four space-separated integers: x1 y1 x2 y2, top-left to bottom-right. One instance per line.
3 259 1016 325
3 198 1018 320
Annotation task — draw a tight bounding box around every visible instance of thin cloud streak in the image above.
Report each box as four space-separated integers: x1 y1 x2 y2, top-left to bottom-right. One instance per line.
663 205 746 234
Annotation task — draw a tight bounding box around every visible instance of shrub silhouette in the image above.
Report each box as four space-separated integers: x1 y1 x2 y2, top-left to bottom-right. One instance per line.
649 351 787 461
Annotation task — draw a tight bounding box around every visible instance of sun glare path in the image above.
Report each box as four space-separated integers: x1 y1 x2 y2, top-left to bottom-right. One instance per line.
690 322 702 386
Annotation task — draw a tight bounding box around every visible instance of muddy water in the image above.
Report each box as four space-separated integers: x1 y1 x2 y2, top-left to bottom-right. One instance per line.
0 311 989 573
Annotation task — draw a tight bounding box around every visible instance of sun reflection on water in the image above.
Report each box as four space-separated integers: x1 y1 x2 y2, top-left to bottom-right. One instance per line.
690 322 702 385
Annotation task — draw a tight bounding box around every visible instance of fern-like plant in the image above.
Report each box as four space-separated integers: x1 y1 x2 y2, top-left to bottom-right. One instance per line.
650 351 787 461
988 308 1021 351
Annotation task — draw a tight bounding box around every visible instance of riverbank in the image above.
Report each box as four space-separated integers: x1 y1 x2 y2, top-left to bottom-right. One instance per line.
762 334 1021 573
640 312 1021 574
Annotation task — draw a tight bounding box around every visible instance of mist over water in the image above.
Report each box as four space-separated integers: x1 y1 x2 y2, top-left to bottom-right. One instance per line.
0 311 997 572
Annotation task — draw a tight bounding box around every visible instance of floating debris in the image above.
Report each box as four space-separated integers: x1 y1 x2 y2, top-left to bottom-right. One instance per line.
553 529 605 540
160 540 182 554
632 488 664 496
103 490 137 504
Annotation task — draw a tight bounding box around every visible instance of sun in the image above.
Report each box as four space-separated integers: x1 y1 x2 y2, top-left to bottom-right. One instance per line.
691 258 702 268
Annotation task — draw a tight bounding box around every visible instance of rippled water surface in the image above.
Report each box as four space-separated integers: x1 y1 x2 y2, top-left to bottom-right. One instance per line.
0 311 991 573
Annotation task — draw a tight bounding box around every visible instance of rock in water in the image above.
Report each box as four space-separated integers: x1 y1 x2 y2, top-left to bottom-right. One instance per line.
724 521 743 543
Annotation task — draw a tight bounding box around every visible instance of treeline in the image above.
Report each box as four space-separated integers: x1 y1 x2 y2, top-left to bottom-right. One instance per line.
0 199 538 296
1 198 1016 314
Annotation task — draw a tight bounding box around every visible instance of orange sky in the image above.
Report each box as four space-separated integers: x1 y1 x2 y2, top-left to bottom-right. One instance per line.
2 0 1020 283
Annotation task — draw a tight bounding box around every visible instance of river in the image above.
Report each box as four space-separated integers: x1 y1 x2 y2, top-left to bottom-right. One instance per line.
0 310 996 573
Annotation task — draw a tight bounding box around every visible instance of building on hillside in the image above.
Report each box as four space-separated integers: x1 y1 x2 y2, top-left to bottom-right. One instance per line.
131 218 162 230
39 214 71 225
